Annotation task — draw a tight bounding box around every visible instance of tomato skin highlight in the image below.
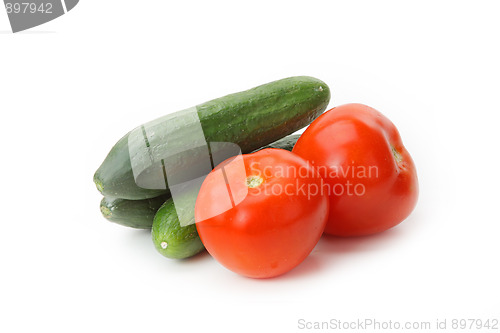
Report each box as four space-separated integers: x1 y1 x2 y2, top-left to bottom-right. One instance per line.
195 149 329 278
293 103 418 237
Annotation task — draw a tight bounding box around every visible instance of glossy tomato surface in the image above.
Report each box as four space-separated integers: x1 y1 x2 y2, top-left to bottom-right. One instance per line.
293 103 418 236
195 149 329 278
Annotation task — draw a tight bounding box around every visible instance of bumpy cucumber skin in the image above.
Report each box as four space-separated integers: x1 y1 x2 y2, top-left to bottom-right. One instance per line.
196 77 328 153
152 197 205 260
100 194 170 229
94 76 330 200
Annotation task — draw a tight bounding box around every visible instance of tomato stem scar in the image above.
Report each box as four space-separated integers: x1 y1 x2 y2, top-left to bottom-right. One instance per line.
246 175 264 188
391 146 403 163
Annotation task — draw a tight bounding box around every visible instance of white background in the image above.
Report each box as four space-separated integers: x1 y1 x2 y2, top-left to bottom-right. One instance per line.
1 1 499 332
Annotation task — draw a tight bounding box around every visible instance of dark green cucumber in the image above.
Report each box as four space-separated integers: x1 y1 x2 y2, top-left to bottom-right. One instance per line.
94 76 330 200
152 195 204 260
100 194 170 229
256 134 300 152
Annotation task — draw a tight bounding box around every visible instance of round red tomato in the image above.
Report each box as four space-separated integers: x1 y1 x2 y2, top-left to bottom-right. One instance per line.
195 148 329 278
293 103 418 237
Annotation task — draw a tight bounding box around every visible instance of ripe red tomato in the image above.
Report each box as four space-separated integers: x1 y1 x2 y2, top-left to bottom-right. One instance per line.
293 103 418 237
195 149 329 278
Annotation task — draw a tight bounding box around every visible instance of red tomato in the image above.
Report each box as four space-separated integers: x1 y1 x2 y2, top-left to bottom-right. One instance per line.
195 149 329 278
293 103 418 237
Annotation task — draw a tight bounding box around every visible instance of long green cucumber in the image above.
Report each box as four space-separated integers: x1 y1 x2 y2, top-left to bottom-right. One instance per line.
150 134 301 259
100 194 170 229
94 76 330 200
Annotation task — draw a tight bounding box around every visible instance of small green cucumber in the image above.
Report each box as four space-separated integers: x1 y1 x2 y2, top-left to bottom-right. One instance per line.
152 195 204 260
94 76 330 200
100 195 170 229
